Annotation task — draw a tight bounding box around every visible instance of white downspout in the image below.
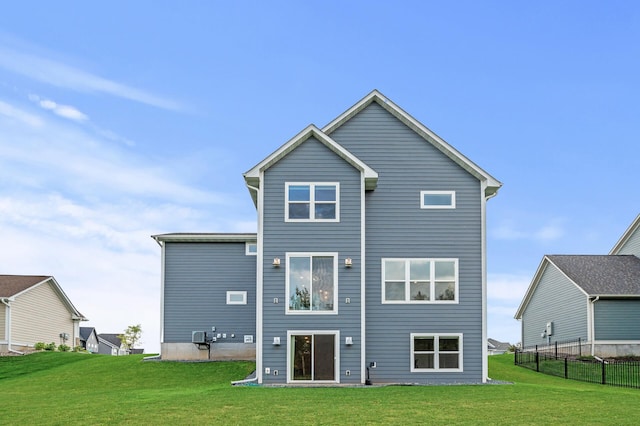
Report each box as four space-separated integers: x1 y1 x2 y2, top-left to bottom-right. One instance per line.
590 296 599 356
1 298 20 354
247 182 263 384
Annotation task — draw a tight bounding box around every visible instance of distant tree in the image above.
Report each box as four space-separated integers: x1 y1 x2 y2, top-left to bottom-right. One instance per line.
118 324 142 352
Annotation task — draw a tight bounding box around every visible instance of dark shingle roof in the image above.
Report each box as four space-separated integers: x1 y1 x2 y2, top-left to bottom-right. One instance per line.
547 255 640 295
80 327 96 341
0 275 50 298
98 334 123 347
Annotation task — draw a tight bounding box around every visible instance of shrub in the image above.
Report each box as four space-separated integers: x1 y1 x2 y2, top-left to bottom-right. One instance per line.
73 345 85 352
58 344 70 352
45 342 57 351
34 342 46 351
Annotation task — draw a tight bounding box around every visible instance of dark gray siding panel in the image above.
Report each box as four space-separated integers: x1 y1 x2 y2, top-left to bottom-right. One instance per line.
164 242 256 343
261 137 362 384
522 264 588 346
595 299 640 340
330 102 485 383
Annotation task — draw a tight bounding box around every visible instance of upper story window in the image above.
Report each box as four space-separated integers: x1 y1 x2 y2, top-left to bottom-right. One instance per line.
421 191 456 209
287 253 337 314
382 258 458 303
286 183 339 222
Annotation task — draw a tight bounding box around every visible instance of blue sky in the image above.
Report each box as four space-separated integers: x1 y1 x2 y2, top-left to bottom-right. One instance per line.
1 2 638 353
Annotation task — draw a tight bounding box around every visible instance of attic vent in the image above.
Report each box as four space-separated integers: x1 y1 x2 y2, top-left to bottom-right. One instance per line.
192 331 207 344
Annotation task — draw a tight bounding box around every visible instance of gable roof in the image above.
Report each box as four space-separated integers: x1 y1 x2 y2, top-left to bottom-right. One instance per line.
0 275 50 297
322 90 502 198
610 213 640 254
515 255 640 319
98 333 124 348
0 275 88 321
243 124 378 205
547 255 640 296
80 327 97 341
488 338 511 351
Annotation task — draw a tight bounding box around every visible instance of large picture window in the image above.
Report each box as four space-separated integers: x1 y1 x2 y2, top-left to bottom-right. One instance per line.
285 183 339 222
411 333 463 372
382 258 458 303
287 253 337 313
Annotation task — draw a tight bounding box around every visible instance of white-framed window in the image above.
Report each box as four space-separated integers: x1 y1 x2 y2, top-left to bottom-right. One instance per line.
286 253 338 314
245 242 257 255
420 191 456 209
226 291 247 305
411 333 463 372
285 182 340 222
382 258 458 303
287 330 340 383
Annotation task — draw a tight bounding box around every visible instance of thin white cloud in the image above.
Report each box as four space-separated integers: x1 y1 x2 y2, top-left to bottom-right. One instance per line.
0 42 182 111
492 219 565 242
29 94 88 122
0 99 43 127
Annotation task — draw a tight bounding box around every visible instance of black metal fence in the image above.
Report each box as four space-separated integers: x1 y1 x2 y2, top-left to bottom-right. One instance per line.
515 339 640 389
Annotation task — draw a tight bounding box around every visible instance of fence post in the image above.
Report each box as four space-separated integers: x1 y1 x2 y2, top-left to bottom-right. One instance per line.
555 341 558 359
536 351 539 372
601 359 606 385
564 357 568 379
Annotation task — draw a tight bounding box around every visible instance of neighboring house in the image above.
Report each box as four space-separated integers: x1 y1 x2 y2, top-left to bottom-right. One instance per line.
153 90 501 385
515 214 640 357
487 338 510 355
80 327 100 353
0 275 87 353
98 334 129 356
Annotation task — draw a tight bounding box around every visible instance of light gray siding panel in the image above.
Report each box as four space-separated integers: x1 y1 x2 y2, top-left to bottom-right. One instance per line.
164 242 256 344
330 102 485 383
522 264 588 346
616 228 640 257
594 299 640 340
262 137 362 383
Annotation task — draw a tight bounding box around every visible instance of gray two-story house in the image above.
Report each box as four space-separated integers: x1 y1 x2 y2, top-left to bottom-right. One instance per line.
153 90 501 384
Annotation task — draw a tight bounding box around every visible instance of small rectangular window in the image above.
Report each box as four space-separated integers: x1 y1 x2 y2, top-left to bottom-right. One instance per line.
245 242 257 255
285 183 339 222
421 191 455 209
226 291 247 305
411 333 463 372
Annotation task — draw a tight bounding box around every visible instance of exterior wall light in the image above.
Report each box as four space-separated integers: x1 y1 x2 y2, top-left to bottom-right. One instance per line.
273 336 281 346
345 258 353 268
273 258 281 267
345 336 353 346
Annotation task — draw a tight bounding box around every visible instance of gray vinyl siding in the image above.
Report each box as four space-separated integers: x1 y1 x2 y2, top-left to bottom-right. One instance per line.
329 102 485 383
0 304 5 341
163 242 256 344
261 136 362 383
616 228 640 257
521 263 588 346
594 299 640 340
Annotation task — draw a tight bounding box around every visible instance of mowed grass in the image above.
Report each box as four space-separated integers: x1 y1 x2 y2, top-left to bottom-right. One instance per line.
1 352 640 425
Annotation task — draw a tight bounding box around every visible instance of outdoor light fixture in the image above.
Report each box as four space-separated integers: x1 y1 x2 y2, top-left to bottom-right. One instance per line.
273 258 281 267
345 258 353 268
273 336 281 346
345 336 353 346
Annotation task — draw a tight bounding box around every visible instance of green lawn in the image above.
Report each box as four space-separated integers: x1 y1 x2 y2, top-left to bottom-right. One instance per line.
1 352 639 425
